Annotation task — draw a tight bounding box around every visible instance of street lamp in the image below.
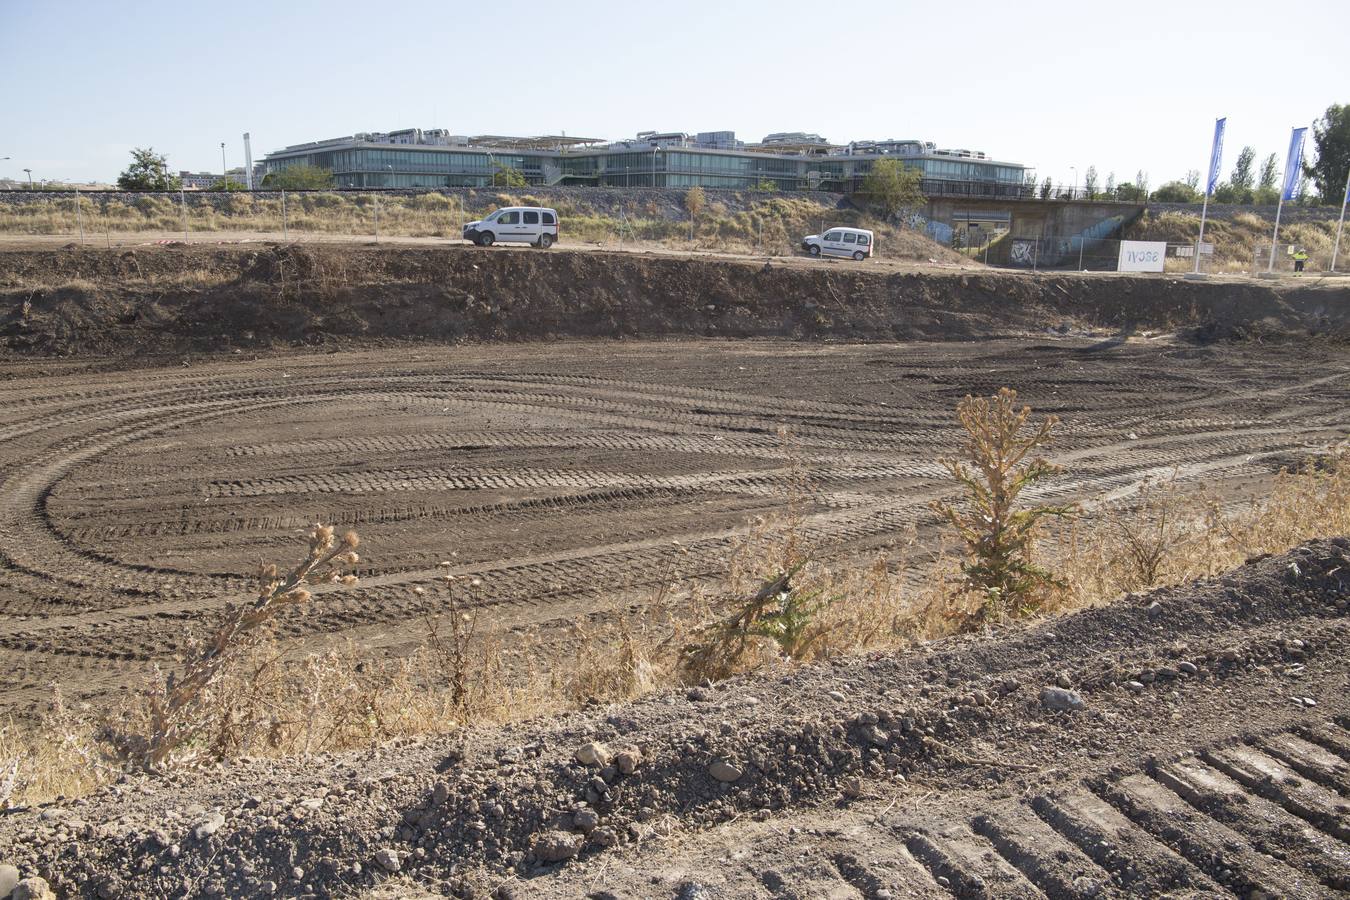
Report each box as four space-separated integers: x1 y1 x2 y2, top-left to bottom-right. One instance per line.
23 168 33 189
220 142 227 189
1069 166 1077 200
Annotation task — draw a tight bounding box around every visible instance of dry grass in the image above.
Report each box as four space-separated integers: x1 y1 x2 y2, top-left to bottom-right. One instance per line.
0 190 966 263
1131 209 1342 273
3 415 1346 809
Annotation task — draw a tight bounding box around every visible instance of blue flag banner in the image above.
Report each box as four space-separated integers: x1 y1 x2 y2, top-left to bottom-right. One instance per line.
1206 118 1226 197
1281 127 1307 201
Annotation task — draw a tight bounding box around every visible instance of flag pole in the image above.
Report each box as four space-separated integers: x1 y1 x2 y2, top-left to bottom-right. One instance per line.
1267 195 1285 274
1196 117 1224 275
1332 167 1349 273
1269 126 1307 275
1194 191 1210 275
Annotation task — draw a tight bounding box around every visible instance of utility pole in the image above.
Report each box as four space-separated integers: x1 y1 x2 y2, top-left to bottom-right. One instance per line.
220 142 227 189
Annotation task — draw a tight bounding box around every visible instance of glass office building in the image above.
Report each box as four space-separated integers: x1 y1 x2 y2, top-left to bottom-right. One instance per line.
261 130 1029 197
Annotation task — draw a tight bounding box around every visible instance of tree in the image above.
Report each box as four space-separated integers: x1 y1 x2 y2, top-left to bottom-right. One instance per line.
1306 103 1350 205
1039 176 1053 200
1183 169 1200 192
491 164 527 188
1082 166 1098 199
1105 171 1116 199
208 179 248 192
684 186 705 219
751 177 778 192
858 159 925 218
1236 146 1252 194
1116 181 1140 201
1151 181 1198 203
117 147 181 191
1136 169 1149 199
1255 153 1279 205
261 165 334 190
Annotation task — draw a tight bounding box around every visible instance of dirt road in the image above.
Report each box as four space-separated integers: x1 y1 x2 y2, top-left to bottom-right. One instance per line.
1 339 1346 723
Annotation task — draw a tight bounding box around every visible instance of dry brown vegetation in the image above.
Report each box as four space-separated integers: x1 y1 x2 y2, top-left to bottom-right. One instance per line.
1131 209 1343 273
2 395 1347 809
0 190 967 262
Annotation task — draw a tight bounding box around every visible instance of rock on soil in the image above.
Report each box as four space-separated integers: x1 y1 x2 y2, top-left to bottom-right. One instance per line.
532 831 584 863
1039 686 1087 711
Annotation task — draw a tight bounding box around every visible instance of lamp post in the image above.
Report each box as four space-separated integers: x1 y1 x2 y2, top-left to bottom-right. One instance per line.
24 168 33 189
220 142 227 189
1069 166 1076 200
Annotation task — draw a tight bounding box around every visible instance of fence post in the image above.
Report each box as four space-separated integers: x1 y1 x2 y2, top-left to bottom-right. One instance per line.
281 189 288 242
180 188 188 241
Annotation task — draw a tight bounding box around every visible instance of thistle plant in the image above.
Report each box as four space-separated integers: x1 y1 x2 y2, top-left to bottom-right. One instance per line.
111 524 361 769
934 387 1073 624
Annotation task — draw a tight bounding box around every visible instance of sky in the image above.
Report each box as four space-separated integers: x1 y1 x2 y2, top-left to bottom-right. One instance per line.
2 0 1346 187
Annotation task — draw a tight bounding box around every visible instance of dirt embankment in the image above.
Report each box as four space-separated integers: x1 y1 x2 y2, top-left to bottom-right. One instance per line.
1 245 1347 356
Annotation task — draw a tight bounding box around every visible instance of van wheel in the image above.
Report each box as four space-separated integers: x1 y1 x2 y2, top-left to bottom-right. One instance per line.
477 232 494 247
537 234 553 249
808 245 821 257
853 251 865 261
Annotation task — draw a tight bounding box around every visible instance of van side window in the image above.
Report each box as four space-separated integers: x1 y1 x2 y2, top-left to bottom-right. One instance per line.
842 233 857 243
541 212 556 225
824 232 841 242
523 211 540 225
499 211 519 225
856 234 870 246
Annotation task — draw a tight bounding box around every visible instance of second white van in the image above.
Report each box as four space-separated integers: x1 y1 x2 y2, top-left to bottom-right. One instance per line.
801 227 875 260
463 207 559 248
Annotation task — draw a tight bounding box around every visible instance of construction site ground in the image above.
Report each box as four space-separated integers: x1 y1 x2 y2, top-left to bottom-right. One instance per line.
0 245 1348 898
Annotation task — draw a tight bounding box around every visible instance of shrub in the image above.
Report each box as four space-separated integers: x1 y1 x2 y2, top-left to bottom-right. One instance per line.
104 524 361 770
933 388 1073 624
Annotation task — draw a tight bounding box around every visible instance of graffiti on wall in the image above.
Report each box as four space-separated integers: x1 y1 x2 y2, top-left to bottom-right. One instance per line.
1010 239 1036 267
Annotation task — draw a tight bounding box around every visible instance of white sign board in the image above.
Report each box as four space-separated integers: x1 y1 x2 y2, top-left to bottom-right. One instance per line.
1117 240 1167 273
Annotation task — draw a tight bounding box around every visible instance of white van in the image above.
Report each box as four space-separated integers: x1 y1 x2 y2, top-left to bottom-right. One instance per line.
463 207 559 248
801 227 874 260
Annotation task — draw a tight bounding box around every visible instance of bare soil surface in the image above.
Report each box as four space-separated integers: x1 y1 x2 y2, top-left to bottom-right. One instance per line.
3 540 1349 899
1 245 1347 358
0 339 1346 727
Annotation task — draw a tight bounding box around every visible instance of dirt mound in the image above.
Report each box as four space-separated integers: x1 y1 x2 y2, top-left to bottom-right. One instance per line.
3 539 1348 897
1 246 1346 357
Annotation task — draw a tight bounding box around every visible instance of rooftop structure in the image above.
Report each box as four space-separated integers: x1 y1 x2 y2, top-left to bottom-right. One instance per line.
261 127 1030 197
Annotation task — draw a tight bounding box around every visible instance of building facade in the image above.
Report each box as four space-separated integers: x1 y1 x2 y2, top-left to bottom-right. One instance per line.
261 128 1030 198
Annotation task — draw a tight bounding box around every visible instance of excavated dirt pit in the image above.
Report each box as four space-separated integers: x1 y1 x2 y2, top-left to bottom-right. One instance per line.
1 246 1349 898
0 338 1346 725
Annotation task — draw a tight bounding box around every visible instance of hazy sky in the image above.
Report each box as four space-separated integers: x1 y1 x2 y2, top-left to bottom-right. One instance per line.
2 0 1346 187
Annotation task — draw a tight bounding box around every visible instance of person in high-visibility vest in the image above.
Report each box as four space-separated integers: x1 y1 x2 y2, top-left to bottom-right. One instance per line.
1293 247 1309 274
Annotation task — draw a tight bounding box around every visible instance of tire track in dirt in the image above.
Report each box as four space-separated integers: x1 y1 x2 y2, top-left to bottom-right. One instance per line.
0 341 1346 714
